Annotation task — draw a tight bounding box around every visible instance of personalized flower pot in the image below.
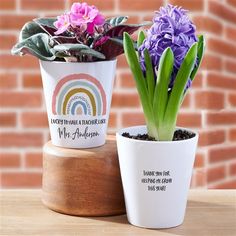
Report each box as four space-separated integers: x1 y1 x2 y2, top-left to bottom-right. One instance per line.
40 59 116 148
116 125 198 229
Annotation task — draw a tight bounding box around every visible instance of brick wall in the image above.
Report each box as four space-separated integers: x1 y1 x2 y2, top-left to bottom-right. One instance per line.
0 0 236 189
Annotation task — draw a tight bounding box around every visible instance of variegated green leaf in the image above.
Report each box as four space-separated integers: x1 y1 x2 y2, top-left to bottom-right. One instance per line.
19 21 44 42
106 16 128 26
11 33 55 61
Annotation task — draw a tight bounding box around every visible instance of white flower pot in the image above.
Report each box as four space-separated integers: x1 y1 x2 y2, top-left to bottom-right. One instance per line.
40 60 116 148
116 125 198 229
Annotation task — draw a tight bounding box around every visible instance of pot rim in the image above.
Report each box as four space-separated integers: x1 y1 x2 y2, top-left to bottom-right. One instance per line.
39 58 117 65
116 125 198 144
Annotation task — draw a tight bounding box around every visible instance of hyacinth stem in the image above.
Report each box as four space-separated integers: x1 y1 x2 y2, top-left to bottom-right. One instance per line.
124 32 201 141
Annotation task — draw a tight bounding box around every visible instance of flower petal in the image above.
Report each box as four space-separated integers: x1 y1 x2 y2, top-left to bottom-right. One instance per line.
94 14 105 25
87 22 95 34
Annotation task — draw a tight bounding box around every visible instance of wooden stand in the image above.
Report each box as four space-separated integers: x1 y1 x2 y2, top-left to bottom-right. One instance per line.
42 135 125 216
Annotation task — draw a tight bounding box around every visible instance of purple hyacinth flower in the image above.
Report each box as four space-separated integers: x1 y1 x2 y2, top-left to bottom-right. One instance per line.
139 4 198 90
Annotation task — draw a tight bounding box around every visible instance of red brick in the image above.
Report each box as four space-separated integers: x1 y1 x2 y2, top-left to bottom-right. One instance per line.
120 72 136 88
21 0 65 10
120 0 163 11
208 38 236 58
0 113 16 127
0 0 15 10
0 132 43 147
23 74 42 88
122 112 145 126
113 75 118 88
201 54 223 71
211 180 236 189
177 113 202 128
0 55 38 69
0 92 42 108
229 128 236 141
124 16 140 24
209 146 236 163
0 34 17 50
21 112 48 128
225 60 236 74
194 91 224 109
69 0 115 11
207 73 236 90
0 153 20 168
112 93 140 108
108 112 117 128
0 73 17 89
199 130 225 147
207 165 226 183
195 170 207 187
230 162 236 176
191 73 203 88
193 15 223 35
181 93 190 108
209 0 236 24
206 112 236 125
0 15 36 30
169 0 204 11
142 15 154 22
25 153 42 168
0 172 42 188
117 54 128 69
227 0 236 8
225 26 236 42
229 93 236 107
194 153 205 168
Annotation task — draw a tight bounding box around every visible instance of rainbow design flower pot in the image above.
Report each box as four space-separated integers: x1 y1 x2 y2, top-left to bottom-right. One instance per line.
40 60 116 148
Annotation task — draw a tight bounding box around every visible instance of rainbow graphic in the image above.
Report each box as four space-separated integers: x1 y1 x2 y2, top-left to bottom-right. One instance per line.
52 74 107 116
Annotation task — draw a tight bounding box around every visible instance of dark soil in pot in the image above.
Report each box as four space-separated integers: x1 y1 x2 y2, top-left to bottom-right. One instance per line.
122 129 195 141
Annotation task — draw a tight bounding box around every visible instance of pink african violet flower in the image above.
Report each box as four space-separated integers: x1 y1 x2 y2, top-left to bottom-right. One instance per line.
70 2 105 34
54 13 71 35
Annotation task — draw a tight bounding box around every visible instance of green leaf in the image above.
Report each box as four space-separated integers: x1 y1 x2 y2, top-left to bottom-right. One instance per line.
153 47 174 129
53 43 105 59
19 21 44 41
51 35 78 44
190 35 205 81
53 43 88 52
106 16 128 26
144 49 155 105
11 33 55 61
33 18 57 36
181 36 205 104
79 49 105 59
137 31 146 47
163 43 198 140
53 51 68 58
123 32 157 138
